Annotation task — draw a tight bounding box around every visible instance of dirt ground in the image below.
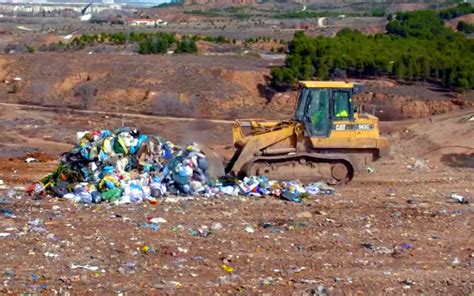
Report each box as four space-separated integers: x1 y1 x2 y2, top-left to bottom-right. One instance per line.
0 53 473 123
0 104 473 294
0 12 473 294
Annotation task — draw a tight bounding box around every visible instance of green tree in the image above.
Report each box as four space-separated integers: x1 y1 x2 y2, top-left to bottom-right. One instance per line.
300 57 315 80
457 78 469 90
270 67 296 88
316 64 329 80
176 38 197 53
438 3 474 20
271 13 474 89
394 61 406 79
138 40 151 54
138 36 170 54
150 37 169 53
457 21 474 34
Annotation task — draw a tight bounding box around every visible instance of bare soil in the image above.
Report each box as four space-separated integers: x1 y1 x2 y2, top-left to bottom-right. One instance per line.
446 13 474 31
1 53 473 122
0 106 473 294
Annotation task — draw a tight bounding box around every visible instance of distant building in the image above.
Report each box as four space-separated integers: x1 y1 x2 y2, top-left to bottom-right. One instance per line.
183 0 256 5
127 17 167 26
0 2 122 14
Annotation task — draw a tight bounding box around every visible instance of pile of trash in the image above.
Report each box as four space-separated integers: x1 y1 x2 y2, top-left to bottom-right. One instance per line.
30 128 335 204
31 127 213 204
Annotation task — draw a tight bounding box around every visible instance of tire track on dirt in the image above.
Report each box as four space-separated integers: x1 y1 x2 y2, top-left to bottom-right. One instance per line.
0 102 235 124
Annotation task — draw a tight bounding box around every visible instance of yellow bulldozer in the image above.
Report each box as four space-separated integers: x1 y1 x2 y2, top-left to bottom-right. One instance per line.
221 81 389 184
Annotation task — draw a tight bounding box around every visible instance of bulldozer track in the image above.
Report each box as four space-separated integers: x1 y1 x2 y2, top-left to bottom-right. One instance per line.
242 152 355 184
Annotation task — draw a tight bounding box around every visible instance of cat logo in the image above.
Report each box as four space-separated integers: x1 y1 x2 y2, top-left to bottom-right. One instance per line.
334 124 374 131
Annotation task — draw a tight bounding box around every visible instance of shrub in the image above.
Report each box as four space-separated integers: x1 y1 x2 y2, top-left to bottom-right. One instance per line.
25 44 35 53
139 37 169 54
457 20 474 34
176 38 197 53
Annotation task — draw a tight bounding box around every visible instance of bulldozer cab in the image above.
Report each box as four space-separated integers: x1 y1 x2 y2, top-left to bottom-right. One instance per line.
295 81 361 137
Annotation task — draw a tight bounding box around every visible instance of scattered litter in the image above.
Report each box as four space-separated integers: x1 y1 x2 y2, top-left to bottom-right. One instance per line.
0 179 6 190
221 264 234 273
306 182 335 195
25 157 37 163
391 211 402 218
288 266 306 274
171 224 185 232
139 223 160 231
70 264 100 271
190 226 210 237
400 278 414 286
31 273 39 281
260 276 276 285
177 247 188 253
361 243 394 255
28 218 47 233
281 189 302 203
154 280 182 289
399 243 412 250
0 232 11 237
307 285 329 296
147 199 158 205
141 245 154 255
44 252 59 258
414 158 427 170
211 222 223 231
367 167 375 174
245 225 255 233
148 217 167 224
1 209 15 218
451 193 469 204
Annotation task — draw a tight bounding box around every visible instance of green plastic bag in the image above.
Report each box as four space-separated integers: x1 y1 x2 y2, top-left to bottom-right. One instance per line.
101 188 123 202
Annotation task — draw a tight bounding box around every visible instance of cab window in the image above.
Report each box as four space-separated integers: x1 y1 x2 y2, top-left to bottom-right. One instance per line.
333 91 351 119
305 89 330 136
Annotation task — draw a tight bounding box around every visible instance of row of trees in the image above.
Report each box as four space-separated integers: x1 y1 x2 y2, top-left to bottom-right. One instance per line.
138 34 197 54
41 32 202 55
271 4 474 90
183 7 251 20
69 32 177 46
34 30 286 55
386 10 450 39
437 3 474 20
275 9 387 19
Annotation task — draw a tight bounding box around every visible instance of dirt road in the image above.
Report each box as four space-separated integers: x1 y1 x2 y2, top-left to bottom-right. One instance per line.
0 102 235 124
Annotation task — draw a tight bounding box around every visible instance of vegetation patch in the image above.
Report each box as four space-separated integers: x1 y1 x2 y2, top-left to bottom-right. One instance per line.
457 20 474 34
271 4 474 90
